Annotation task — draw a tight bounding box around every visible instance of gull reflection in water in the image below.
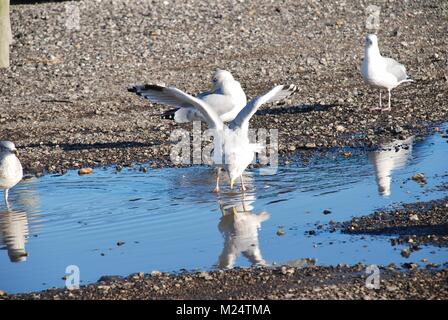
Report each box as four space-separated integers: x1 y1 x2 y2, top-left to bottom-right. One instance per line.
216 176 269 269
0 178 40 263
368 137 413 197
0 208 29 262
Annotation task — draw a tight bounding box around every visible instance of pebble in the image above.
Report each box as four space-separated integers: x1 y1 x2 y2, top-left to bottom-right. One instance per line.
78 168 93 175
411 173 427 185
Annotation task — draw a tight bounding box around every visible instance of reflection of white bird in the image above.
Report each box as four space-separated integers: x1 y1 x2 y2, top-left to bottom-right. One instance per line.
0 208 29 262
217 191 269 269
368 137 413 196
361 34 413 111
0 141 23 205
129 70 247 123
134 82 297 191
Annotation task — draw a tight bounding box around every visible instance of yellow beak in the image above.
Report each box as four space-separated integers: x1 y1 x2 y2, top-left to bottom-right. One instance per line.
230 178 235 190
13 150 19 156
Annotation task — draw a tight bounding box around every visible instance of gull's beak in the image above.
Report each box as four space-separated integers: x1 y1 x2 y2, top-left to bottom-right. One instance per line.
230 178 235 190
232 207 238 216
13 150 19 156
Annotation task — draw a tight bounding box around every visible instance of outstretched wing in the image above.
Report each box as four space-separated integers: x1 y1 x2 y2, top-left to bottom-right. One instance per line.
129 85 237 118
129 84 198 109
230 84 297 131
130 85 223 130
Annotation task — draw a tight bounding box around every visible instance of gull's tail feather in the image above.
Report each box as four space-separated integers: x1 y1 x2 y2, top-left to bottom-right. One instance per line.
398 78 414 85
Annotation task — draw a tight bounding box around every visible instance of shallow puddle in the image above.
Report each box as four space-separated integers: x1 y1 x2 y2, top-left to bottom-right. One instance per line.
1 127 447 293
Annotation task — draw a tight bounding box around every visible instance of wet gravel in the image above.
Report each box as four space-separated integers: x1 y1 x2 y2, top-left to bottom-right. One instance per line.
0 0 447 175
336 198 448 247
2 265 447 300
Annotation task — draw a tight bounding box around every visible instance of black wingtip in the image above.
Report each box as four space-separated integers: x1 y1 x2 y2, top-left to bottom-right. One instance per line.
142 84 164 91
285 84 298 93
161 108 178 121
127 84 165 95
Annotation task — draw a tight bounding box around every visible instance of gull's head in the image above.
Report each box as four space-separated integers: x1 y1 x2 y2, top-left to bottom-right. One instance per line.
377 176 391 197
365 34 378 48
0 141 19 156
212 69 235 89
227 157 245 190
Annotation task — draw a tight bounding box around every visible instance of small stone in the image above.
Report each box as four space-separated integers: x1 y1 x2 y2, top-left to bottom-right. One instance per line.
411 173 427 184
98 285 110 291
409 214 419 221
198 272 213 280
0 290 6 296
386 285 399 292
402 262 418 270
305 142 316 148
150 271 162 276
401 249 411 258
276 228 285 236
78 167 93 175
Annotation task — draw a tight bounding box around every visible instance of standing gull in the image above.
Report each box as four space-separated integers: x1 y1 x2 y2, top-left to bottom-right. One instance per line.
0 141 23 205
361 34 413 111
129 69 247 123
138 83 297 191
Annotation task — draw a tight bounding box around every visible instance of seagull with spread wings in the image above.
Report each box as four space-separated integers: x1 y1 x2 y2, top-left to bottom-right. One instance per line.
134 83 297 192
361 34 414 112
129 69 247 123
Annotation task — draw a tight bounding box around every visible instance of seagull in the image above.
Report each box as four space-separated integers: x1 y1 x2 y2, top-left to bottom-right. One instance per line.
0 141 23 206
217 191 269 269
129 69 247 123
368 137 413 197
361 34 414 112
137 83 297 192
0 208 29 262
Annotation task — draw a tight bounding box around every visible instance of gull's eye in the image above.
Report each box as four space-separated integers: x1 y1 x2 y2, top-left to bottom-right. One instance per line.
212 78 217 83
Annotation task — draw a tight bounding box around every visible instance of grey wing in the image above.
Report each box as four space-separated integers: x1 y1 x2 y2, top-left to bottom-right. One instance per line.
230 84 297 131
384 57 408 82
129 84 208 109
144 86 223 130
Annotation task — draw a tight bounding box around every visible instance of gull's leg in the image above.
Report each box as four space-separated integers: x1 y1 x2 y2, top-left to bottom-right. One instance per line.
379 90 382 108
370 90 382 111
240 175 246 192
4 189 9 206
212 167 221 193
382 89 392 112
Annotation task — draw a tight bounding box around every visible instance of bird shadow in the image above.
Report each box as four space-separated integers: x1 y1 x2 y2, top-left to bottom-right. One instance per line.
22 141 158 151
256 103 336 116
11 0 71 4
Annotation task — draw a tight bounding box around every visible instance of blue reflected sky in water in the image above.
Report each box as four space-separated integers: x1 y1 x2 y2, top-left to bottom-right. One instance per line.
0 128 447 293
